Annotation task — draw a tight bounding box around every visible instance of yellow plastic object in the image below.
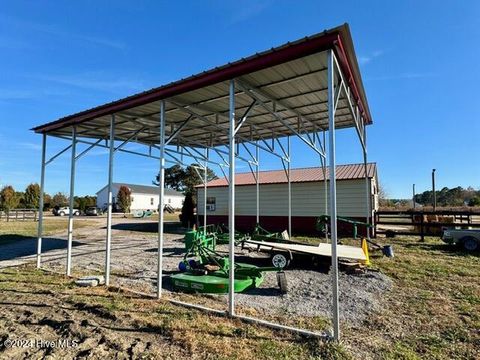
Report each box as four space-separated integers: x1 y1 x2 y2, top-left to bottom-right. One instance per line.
361 238 371 266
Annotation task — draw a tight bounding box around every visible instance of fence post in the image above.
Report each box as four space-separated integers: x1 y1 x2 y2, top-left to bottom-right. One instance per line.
420 215 425 242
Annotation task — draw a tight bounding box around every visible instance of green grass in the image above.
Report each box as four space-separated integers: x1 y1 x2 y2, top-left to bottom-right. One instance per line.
346 235 480 359
0 218 96 245
288 234 480 359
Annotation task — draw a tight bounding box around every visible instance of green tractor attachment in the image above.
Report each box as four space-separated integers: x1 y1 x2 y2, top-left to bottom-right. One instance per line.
171 226 287 294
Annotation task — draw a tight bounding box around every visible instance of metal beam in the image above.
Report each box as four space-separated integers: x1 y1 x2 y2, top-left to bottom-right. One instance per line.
157 100 166 299
105 115 115 286
256 142 260 224
165 115 194 145
228 79 236 316
66 126 77 276
363 125 371 239
234 100 257 135
75 138 104 161
36 134 47 268
45 143 73 166
287 136 292 237
328 49 340 342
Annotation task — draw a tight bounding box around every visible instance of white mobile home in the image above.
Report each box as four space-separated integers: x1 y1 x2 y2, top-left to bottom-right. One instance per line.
197 163 378 235
96 183 184 212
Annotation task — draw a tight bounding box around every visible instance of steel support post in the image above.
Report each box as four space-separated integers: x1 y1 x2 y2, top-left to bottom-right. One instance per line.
255 142 259 224
363 125 371 239
321 131 328 242
203 147 208 231
157 100 166 299
105 115 115 285
36 133 47 268
327 50 340 341
228 79 236 316
287 136 292 237
66 127 77 276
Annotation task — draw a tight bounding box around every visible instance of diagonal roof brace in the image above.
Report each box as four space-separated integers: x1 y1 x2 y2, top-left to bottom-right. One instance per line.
236 80 326 158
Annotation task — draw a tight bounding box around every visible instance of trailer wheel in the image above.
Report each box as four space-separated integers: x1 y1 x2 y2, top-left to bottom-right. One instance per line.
271 253 289 269
276 271 288 293
461 236 479 252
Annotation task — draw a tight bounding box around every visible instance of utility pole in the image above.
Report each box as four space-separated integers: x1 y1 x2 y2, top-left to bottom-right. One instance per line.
412 184 416 209
432 169 436 211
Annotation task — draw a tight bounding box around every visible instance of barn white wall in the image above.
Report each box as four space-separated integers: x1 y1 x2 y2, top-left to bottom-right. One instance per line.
197 178 377 218
96 185 184 212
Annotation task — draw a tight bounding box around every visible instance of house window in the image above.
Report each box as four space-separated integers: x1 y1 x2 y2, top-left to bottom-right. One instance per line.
206 197 216 211
150 197 154 205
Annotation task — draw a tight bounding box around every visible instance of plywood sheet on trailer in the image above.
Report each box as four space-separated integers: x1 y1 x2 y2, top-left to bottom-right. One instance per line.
244 240 367 261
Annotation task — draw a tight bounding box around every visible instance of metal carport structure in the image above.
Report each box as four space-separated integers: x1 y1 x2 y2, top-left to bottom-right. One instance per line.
32 23 373 341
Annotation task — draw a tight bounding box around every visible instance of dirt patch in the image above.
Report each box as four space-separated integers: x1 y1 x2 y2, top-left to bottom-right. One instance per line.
0 273 186 359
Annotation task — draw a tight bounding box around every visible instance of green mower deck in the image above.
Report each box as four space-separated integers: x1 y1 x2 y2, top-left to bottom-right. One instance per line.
171 263 264 294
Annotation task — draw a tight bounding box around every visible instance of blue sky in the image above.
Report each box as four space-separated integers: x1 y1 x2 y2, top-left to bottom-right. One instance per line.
0 1 479 198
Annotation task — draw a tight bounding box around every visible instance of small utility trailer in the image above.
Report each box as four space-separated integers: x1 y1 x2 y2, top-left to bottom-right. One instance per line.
242 239 369 269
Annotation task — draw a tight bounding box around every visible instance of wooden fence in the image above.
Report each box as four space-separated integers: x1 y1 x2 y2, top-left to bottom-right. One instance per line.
375 210 480 241
0 209 38 222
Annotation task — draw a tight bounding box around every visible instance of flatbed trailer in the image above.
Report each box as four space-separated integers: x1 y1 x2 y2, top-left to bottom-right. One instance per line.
242 239 368 268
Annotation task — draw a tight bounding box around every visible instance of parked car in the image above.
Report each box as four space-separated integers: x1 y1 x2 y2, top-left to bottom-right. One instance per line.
441 228 480 252
85 207 103 216
53 206 81 216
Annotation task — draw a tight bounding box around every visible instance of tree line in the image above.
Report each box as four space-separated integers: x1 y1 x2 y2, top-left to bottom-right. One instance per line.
414 186 480 207
0 184 96 212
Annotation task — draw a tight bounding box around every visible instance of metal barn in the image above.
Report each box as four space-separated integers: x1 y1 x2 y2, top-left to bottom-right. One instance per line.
32 24 373 341
197 163 378 235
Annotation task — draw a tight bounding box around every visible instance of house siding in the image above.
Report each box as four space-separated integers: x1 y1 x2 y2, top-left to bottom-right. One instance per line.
96 185 184 212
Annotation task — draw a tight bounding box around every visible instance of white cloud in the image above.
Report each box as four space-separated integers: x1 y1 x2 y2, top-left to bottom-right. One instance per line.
228 1 272 24
365 72 437 81
0 13 126 51
33 72 145 94
358 50 384 65
18 142 42 151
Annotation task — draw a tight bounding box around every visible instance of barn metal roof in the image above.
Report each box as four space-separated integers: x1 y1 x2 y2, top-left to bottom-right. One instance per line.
32 24 372 148
199 163 377 188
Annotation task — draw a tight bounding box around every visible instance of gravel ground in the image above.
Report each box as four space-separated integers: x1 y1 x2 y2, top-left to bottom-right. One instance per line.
2 218 392 325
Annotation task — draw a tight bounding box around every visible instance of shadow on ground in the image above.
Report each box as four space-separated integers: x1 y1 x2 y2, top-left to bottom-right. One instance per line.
0 235 83 261
111 222 185 234
403 241 480 257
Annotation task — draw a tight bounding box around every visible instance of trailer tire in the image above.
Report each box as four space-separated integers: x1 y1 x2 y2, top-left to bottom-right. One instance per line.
461 236 479 252
271 252 290 269
276 271 288 293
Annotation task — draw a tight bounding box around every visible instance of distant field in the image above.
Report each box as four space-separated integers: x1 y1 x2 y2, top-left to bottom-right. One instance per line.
0 218 96 245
